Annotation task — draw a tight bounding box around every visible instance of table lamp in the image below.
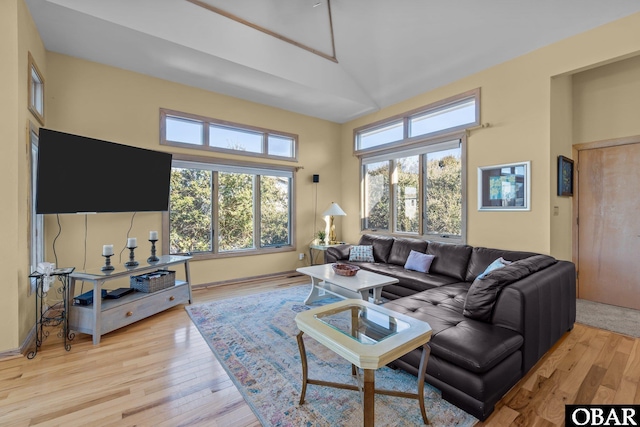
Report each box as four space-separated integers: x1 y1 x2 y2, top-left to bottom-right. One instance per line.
322 202 346 244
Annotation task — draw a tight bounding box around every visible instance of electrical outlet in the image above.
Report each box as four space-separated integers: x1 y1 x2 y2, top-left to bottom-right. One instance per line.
298 253 305 260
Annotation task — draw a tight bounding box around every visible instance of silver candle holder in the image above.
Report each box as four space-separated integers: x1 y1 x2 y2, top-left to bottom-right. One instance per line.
101 254 114 271
124 246 139 267
148 239 159 263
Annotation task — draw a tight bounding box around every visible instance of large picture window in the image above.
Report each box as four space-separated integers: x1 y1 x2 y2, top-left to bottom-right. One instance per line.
361 138 465 241
166 157 294 257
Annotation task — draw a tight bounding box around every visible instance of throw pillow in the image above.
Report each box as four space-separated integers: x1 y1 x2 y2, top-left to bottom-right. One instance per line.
476 257 511 280
404 250 435 273
348 245 375 262
463 255 557 322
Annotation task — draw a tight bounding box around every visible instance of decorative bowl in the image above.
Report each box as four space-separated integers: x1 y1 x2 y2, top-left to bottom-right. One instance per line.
332 263 360 277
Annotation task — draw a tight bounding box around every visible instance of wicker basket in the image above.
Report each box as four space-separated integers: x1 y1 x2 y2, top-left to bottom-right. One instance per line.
332 263 360 277
130 270 176 293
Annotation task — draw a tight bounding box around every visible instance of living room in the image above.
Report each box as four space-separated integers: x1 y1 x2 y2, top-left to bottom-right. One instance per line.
2 0 640 425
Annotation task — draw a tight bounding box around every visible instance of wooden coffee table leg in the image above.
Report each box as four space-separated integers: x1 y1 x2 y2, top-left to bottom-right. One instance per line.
363 369 375 426
417 344 431 425
296 331 309 405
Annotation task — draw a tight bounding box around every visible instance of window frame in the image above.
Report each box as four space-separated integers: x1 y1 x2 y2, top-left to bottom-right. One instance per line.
353 88 479 156
360 133 467 244
29 123 44 293
160 109 299 162
162 154 296 260
28 53 45 125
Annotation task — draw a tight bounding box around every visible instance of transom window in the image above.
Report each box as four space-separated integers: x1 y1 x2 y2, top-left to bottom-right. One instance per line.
166 156 294 258
161 109 298 161
357 89 478 243
354 89 479 155
28 53 45 125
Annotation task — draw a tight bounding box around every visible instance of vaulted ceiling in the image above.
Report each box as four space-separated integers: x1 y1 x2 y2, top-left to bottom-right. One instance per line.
25 0 640 123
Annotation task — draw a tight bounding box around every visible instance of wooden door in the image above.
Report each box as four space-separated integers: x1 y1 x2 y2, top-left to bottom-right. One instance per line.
578 142 640 310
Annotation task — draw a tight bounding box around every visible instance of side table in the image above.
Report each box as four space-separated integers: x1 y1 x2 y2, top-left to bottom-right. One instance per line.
309 242 347 265
28 267 75 359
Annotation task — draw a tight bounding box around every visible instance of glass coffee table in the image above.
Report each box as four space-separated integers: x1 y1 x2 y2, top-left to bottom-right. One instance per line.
294 299 433 426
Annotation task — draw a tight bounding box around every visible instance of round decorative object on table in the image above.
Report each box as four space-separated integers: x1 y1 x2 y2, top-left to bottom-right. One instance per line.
332 263 360 276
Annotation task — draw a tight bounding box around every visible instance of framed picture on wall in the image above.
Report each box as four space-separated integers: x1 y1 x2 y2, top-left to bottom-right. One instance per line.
557 155 574 197
478 161 531 211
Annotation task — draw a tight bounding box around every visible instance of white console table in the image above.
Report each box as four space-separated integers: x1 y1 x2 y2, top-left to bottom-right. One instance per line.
68 255 192 345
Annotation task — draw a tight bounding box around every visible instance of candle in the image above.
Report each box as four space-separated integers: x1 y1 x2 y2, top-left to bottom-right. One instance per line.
102 244 114 256
149 231 158 240
127 237 137 248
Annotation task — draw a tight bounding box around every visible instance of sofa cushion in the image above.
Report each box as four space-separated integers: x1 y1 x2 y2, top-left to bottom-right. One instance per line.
387 237 428 266
404 250 435 273
426 241 472 281
464 255 557 321
465 247 538 282
348 245 374 262
358 234 395 263
384 286 524 373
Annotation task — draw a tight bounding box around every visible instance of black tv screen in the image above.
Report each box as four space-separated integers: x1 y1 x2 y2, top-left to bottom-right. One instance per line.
36 129 173 214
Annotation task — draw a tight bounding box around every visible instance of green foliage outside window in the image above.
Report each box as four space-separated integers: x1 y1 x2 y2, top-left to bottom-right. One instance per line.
170 167 291 255
426 155 462 235
170 168 212 254
260 176 290 247
364 154 461 236
218 172 254 251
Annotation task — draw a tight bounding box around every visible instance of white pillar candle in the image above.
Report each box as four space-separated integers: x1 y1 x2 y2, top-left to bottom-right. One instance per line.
127 237 137 248
149 231 158 240
102 244 114 256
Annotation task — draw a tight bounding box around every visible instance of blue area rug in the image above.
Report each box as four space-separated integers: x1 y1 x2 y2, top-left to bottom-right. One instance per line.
185 285 478 426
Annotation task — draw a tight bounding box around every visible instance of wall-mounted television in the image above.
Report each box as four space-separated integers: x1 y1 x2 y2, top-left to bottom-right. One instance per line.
36 129 173 214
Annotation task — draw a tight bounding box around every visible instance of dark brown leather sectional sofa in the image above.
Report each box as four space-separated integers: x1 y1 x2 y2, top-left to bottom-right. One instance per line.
325 234 576 420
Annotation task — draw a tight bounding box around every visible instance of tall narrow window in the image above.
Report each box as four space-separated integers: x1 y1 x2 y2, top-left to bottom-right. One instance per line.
28 53 45 125
425 147 462 236
363 161 390 231
260 175 291 247
218 172 255 251
30 125 44 287
395 156 420 233
169 167 213 254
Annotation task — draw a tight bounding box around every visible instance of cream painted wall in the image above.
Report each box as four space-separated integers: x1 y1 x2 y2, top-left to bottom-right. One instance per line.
17 0 47 353
549 75 574 260
45 53 342 288
0 0 47 353
573 54 640 144
340 12 640 258
0 0 21 352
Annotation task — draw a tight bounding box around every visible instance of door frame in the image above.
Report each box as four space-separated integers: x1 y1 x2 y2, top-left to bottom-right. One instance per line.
573 134 640 298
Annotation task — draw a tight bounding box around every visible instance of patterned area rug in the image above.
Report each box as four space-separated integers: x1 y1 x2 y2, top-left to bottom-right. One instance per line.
185 285 478 426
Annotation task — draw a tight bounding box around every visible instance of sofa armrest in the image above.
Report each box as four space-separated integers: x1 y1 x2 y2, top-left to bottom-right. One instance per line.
325 244 352 263
492 260 576 373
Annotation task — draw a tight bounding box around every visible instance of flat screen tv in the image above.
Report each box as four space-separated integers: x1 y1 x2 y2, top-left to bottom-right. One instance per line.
36 129 173 214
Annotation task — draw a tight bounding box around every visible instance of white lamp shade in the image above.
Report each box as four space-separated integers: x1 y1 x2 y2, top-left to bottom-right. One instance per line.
322 202 346 216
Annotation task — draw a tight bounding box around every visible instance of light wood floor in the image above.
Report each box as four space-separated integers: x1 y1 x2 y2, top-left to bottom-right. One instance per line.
1 275 639 426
